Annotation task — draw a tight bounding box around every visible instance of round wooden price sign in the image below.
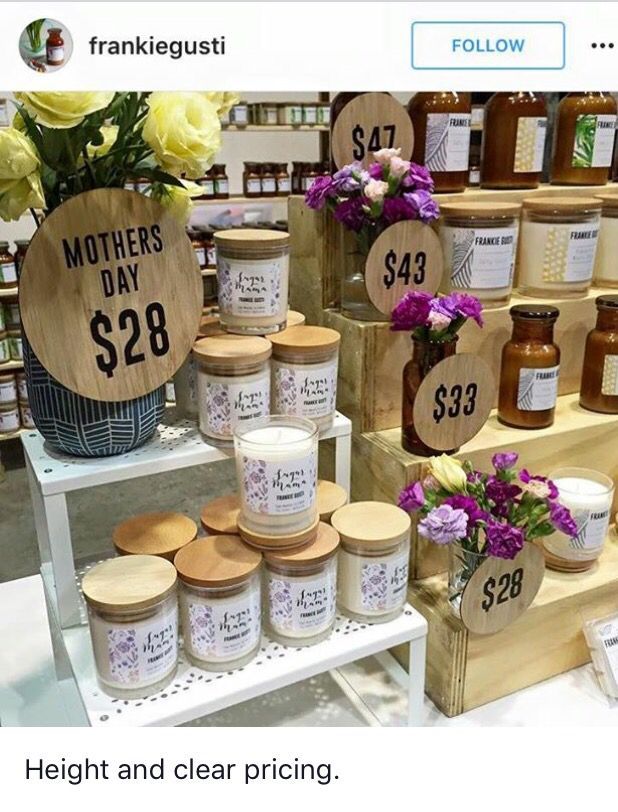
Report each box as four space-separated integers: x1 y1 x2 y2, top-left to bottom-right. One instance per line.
331 92 415 169
19 189 202 402
460 543 545 635
412 354 494 451
365 221 443 316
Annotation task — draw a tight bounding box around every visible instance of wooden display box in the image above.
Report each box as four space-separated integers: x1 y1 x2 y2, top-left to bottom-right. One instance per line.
392 535 618 717
353 393 618 579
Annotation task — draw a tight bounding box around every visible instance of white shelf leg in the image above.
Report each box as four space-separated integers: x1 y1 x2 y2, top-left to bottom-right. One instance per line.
334 431 351 496
407 634 427 727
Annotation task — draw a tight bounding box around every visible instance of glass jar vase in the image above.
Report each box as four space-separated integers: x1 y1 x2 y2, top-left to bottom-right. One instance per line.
340 227 388 322
448 542 489 618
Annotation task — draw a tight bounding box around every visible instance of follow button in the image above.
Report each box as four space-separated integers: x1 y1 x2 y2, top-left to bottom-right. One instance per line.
411 21 566 70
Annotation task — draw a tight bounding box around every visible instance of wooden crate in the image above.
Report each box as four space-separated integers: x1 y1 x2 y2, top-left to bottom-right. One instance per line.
391 535 618 716
354 393 618 579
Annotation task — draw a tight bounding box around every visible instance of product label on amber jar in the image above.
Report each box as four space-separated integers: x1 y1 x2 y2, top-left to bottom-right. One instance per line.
47 46 64 63
242 452 317 515
425 113 471 172
194 247 206 267
360 550 408 612
446 226 517 290
187 591 260 659
0 262 16 284
514 116 547 173
602 355 618 396
572 114 617 168
570 507 611 551
201 375 270 438
272 360 337 419
542 224 599 284
268 570 336 634
218 257 284 317
517 365 559 411
105 607 177 686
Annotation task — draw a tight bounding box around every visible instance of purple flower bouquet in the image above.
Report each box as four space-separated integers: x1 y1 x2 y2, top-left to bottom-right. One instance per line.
391 289 483 342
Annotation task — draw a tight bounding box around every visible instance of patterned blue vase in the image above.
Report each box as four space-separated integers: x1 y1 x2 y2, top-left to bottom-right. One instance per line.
23 338 165 458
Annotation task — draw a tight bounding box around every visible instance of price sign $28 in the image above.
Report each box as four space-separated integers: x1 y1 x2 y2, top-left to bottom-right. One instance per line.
383 249 426 290
433 381 478 424
481 568 524 612
89 302 170 379
351 123 396 161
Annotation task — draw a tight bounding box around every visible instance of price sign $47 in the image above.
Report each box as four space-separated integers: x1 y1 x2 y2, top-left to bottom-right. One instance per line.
481 568 524 612
383 249 426 290
89 302 170 379
433 381 478 424
351 123 396 161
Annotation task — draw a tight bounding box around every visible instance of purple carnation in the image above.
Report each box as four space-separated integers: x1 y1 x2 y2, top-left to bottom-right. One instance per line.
332 163 367 194
485 520 525 560
390 290 433 331
486 475 522 514
304 175 335 210
382 196 417 225
520 470 559 500
402 162 435 192
418 504 468 545
449 292 484 326
444 494 487 526
398 481 425 512
549 501 578 537
403 189 440 223
367 162 385 180
492 452 519 470
333 197 366 232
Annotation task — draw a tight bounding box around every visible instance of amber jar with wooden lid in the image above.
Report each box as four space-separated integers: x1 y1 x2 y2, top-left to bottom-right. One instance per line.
407 92 471 192
269 325 341 429
214 228 290 335
332 501 411 623
264 522 340 646
551 93 617 185
82 555 178 698
0 243 16 290
113 512 197 562
498 305 560 429
481 92 547 189
175 536 262 671
580 295 618 414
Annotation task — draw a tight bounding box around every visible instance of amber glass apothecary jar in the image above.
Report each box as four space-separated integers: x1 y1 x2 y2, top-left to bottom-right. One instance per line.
402 337 458 456
481 92 547 189
407 92 471 193
580 295 618 414
551 93 617 186
498 305 560 429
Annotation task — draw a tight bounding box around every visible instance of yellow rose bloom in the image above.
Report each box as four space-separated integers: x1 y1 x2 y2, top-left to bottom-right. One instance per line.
143 92 222 180
151 180 203 224
203 91 240 118
14 92 115 129
0 128 45 221
86 125 119 159
428 455 467 493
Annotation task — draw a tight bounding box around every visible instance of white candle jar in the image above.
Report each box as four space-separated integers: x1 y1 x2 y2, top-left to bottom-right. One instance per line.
234 415 319 542
332 501 411 623
439 202 521 308
593 193 618 287
0 372 17 405
265 522 339 646
518 197 601 298
543 467 614 572
82 556 179 699
215 229 290 335
269 326 340 430
175 536 262 671
193 334 272 445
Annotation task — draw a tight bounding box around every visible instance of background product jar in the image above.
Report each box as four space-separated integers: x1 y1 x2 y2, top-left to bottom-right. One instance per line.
0 403 19 433
193 334 271 445
215 229 290 335
439 202 521 308
265 522 339 646
0 332 9 364
113 512 197 562
332 501 411 623
175 536 262 671
517 197 601 298
580 295 618 414
0 372 17 405
8 330 22 362
234 415 319 541
593 193 618 287
82 556 178 698
269 325 340 430
0 243 16 289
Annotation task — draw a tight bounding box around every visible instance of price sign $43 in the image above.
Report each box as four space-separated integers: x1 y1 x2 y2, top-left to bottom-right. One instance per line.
90 302 170 379
481 568 524 612
383 249 426 290
433 381 478 424
351 123 396 161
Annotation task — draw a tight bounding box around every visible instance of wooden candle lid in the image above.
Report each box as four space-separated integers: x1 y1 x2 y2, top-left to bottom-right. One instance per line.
595 192 618 209
268 325 340 355
214 228 290 251
174 536 262 587
237 517 320 551
286 310 306 327
197 315 225 338
522 196 602 214
200 494 240 535
192 334 272 366
82 555 177 612
331 501 411 548
439 201 522 218
317 480 348 522
264 522 339 567
113 512 198 561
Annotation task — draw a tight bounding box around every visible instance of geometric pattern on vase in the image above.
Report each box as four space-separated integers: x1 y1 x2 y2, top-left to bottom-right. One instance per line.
23 337 165 458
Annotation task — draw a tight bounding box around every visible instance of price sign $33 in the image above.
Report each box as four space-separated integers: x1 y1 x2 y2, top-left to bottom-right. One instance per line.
383 249 426 290
351 123 396 161
481 568 524 612
90 302 170 379
433 381 478 424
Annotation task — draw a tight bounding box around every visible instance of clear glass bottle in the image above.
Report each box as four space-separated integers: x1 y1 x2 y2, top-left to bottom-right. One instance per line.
481 92 547 189
498 305 560 429
580 295 618 414
551 93 617 185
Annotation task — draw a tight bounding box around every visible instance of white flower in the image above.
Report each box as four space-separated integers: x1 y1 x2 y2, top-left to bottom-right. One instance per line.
521 479 550 499
373 147 401 165
390 156 411 178
364 179 389 202
427 311 451 331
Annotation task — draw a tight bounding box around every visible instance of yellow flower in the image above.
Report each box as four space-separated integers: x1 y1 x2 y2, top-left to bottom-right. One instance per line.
203 92 240 118
0 128 45 221
151 180 203 224
86 125 119 159
428 455 467 493
14 92 115 129
143 92 221 180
